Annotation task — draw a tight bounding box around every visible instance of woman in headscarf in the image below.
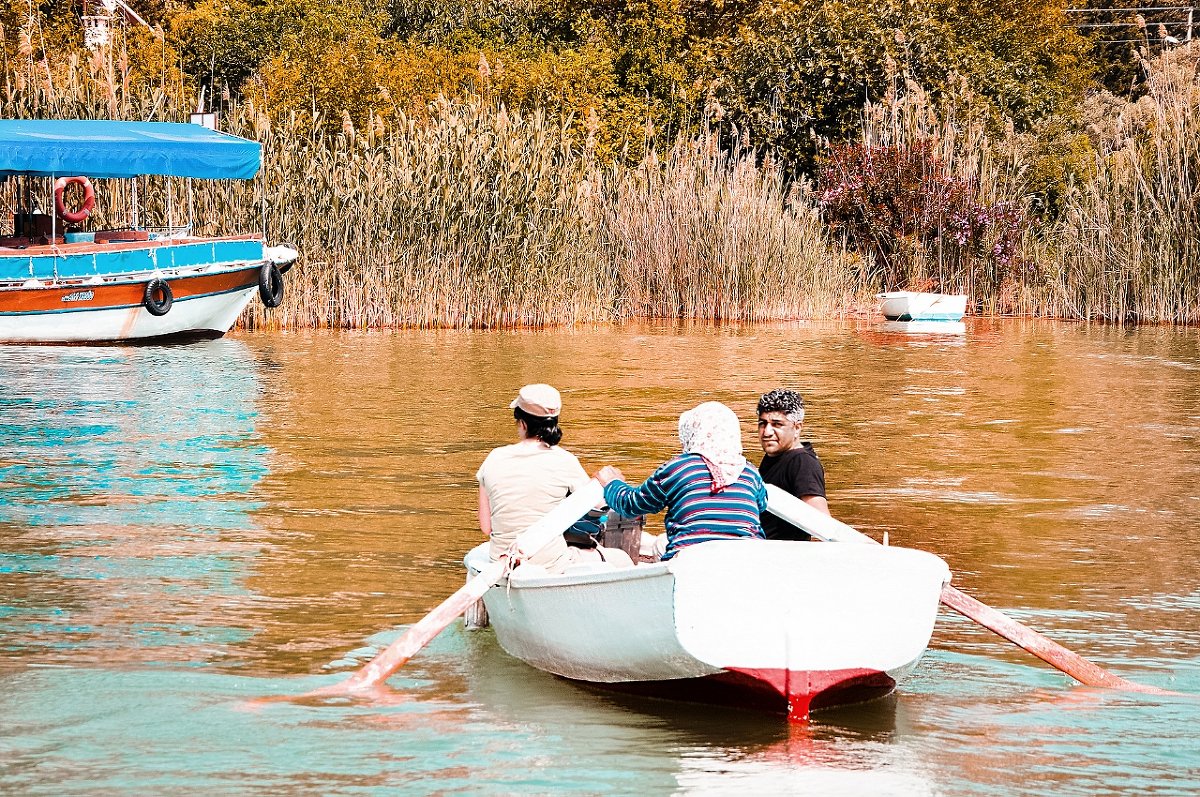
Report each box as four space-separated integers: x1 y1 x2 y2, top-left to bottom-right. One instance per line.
595 401 767 561
477 383 633 573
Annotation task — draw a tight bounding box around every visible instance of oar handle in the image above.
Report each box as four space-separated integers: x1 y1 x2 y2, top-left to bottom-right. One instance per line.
311 480 606 696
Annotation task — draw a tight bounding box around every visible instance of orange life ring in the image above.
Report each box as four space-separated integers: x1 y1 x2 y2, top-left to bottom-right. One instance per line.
54 176 96 223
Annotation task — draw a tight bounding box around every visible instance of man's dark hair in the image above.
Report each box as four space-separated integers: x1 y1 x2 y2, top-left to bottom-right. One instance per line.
515 407 563 446
757 389 805 423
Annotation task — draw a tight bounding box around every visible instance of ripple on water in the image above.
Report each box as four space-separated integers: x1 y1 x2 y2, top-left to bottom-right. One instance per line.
2 325 1200 795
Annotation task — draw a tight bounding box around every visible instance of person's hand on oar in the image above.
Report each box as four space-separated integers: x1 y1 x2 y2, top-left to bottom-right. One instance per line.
299 480 606 700
764 486 1180 696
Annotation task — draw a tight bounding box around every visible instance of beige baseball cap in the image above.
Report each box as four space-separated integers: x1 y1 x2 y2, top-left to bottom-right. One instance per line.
510 383 562 418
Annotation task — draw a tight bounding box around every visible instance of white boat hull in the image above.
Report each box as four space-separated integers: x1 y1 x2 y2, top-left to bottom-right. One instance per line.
878 291 968 322
0 280 258 343
466 539 950 719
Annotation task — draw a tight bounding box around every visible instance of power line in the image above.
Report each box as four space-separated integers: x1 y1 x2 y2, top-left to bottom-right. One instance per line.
1065 6 1194 12
1076 21 1188 26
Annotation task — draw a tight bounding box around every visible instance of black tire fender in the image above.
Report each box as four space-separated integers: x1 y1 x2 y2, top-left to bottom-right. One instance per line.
258 261 284 308
143 278 173 316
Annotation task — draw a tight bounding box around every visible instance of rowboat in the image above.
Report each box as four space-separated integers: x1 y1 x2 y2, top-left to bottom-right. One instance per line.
336 484 1158 718
0 119 296 343
878 291 968 322
463 533 950 720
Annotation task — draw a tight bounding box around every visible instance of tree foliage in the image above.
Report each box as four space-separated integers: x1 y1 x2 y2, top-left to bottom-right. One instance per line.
8 0 1103 180
706 0 1093 168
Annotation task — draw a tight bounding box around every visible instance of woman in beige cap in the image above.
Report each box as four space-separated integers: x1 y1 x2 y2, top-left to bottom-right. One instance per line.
476 384 633 573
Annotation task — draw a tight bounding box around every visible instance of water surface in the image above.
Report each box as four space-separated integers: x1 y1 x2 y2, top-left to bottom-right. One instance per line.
1 321 1198 794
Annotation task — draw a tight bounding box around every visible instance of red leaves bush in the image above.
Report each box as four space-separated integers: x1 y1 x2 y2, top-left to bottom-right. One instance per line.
816 140 1024 292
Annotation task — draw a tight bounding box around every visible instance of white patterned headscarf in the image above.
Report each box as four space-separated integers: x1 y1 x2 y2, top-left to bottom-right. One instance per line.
678 401 747 493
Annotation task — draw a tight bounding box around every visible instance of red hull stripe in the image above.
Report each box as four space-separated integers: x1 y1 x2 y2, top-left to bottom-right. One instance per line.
576 667 897 722
724 666 897 721
0 265 260 315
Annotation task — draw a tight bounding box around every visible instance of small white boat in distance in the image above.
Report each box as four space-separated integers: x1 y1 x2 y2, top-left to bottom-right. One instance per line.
878 291 968 322
465 539 950 720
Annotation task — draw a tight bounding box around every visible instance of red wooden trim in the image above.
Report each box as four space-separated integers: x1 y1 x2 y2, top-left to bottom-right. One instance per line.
0 265 259 314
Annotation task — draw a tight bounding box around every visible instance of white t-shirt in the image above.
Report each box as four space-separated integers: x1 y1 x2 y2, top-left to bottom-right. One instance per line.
476 441 590 571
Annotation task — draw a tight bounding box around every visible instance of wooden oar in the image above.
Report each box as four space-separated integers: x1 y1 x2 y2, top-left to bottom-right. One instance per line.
307 480 606 697
764 485 1174 694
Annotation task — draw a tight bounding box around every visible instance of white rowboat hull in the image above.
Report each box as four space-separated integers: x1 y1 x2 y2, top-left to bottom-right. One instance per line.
878 291 968 322
466 539 950 719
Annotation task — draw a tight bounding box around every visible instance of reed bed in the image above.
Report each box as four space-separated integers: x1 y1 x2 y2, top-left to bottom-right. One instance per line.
258 102 619 329
855 48 1200 324
602 138 859 321
1045 45 1200 324
3 59 859 328
236 102 860 329
5 39 1200 327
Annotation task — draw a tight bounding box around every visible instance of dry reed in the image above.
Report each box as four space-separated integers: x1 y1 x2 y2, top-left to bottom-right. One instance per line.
6 33 1200 327
1046 44 1200 324
3 57 860 328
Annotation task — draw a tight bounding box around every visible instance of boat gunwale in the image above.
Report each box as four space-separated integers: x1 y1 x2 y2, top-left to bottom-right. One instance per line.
0 261 266 293
0 234 270 293
465 543 673 589
0 232 262 259
466 540 951 591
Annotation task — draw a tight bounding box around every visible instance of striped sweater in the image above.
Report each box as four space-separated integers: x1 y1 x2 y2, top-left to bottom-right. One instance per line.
603 453 767 560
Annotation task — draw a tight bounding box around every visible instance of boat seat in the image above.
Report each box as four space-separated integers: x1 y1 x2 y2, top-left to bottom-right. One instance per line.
600 512 644 563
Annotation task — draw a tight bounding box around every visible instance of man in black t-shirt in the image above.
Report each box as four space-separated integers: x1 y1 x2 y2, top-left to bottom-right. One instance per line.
756 389 829 540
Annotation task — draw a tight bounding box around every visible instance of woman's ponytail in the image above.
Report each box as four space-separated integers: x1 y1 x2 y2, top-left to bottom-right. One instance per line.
514 407 563 446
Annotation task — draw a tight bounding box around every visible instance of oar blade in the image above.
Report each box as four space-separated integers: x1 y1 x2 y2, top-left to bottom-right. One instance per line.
307 479 606 698
938 585 1178 695
763 486 1177 695
312 560 507 696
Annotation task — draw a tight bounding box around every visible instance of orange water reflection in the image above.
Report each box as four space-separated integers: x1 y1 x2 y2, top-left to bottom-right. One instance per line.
230 322 1199 684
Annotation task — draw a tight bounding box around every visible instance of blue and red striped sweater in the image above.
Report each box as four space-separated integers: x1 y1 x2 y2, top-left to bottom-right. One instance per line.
602 453 767 560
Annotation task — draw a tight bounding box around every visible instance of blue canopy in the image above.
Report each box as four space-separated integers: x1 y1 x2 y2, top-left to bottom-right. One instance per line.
0 119 261 179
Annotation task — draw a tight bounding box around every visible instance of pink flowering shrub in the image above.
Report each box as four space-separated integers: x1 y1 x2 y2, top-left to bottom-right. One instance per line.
816 141 1024 292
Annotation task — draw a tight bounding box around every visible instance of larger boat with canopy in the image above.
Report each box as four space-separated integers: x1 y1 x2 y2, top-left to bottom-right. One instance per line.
0 119 297 343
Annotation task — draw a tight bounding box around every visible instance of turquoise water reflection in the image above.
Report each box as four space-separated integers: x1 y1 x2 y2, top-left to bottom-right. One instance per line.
0 342 267 666
1 325 1198 795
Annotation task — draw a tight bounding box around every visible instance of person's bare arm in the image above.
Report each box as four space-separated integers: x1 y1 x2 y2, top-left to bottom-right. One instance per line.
802 494 831 516
478 486 493 536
